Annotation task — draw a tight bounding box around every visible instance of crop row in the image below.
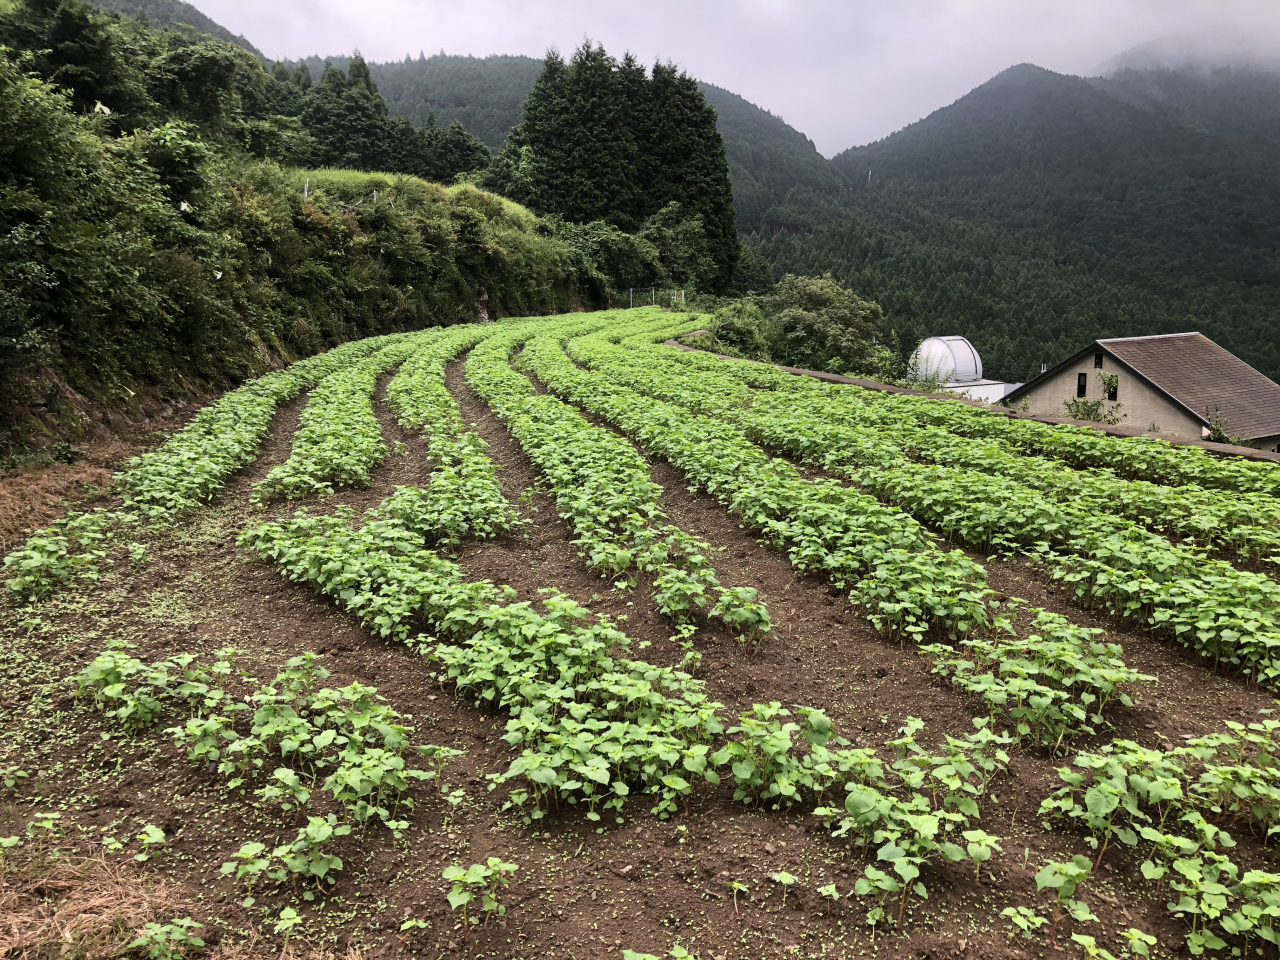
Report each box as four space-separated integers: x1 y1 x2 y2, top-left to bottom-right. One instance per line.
240 470 1018 886
239 345 726 821
592 319 1280 685
3 334 401 601
760 385 1280 563
529 316 994 642
254 332 431 501
76 640 459 895
463 321 771 647
238 487 1038 944
238 329 1021 846
383 324 517 544
657 316 1280 497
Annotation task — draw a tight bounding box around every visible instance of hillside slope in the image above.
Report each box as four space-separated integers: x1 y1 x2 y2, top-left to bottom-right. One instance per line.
84 0 260 54
748 63 1280 382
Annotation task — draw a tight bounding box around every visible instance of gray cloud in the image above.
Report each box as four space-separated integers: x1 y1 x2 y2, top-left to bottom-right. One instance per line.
194 0 1280 155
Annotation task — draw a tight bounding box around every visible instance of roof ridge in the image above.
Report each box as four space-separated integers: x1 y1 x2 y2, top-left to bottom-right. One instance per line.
1098 332 1203 343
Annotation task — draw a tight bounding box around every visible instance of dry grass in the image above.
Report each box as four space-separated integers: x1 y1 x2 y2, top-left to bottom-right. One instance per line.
0 853 185 958
0 854 373 959
0 451 124 554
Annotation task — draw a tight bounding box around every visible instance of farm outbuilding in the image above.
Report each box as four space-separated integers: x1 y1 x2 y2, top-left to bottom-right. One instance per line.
1002 332 1280 451
908 336 1022 403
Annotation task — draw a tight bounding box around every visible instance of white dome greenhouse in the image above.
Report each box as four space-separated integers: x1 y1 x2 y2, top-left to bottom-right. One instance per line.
907 336 1021 403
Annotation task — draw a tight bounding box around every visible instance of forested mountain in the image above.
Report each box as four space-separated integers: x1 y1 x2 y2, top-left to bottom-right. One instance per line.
299 53 541 153
698 82 844 229
747 63 1280 382
83 0 260 54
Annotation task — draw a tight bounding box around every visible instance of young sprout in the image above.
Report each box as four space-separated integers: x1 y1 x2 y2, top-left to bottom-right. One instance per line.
219 841 274 906
273 907 302 950
135 824 166 862
1000 905 1048 939
1120 928 1158 957
443 857 519 938
770 870 796 908
25 812 61 853
818 883 840 903
962 829 1003 880
1036 856 1093 946
1071 933 1120 960
726 879 749 916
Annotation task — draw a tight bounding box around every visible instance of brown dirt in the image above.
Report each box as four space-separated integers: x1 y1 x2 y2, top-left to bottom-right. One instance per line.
1 355 1275 960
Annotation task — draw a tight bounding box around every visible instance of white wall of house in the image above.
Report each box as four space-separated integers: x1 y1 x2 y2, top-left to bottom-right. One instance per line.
1014 352 1204 437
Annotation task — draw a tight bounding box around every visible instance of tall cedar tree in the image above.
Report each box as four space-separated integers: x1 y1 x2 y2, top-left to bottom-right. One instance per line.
493 42 738 292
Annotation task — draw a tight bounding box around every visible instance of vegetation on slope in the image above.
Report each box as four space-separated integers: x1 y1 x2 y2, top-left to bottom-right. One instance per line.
0 0 594 453
84 0 261 54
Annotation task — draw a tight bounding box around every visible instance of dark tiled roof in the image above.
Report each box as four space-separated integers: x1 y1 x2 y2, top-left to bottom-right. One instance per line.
1099 333 1280 440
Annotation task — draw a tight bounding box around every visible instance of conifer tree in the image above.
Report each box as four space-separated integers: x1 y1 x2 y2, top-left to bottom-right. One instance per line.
486 42 739 291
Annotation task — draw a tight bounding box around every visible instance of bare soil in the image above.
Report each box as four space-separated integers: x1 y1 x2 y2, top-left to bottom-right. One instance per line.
1 353 1276 960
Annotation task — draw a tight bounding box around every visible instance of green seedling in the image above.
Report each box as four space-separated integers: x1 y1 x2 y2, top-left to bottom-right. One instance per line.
257 767 311 821
770 870 796 908
1072 933 1120 960
273 907 302 948
727 879 749 916
962 829 1003 880
128 918 204 960
442 857 518 937
135 824 166 862
3 767 28 797
275 814 350 895
854 865 900 942
1036 855 1093 946
219 841 275 906
0 835 21 871
1000 905 1047 939
25 811 61 852
418 745 466 794
1120 928 1158 957
818 883 840 902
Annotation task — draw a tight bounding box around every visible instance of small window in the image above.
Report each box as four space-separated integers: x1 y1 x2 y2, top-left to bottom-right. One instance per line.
1094 353 1104 368
1077 373 1088 398
1107 379 1118 402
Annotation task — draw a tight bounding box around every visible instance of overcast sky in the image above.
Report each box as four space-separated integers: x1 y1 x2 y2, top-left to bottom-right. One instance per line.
193 0 1280 156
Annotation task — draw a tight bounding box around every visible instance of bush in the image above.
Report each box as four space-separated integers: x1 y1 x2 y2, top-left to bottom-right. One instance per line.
766 273 886 374
709 302 771 360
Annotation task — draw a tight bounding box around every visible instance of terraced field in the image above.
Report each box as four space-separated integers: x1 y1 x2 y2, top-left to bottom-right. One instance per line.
5 310 1280 960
